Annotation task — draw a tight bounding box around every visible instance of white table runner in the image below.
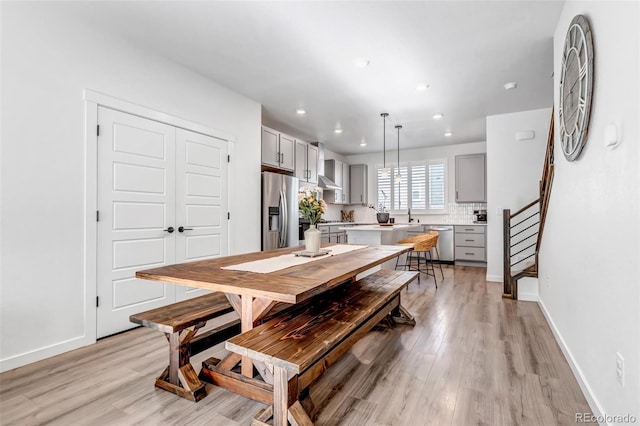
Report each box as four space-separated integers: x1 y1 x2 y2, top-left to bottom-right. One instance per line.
221 244 368 274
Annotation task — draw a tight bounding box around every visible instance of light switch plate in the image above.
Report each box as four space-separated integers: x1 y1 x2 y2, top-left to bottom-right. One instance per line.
516 130 535 141
605 123 620 147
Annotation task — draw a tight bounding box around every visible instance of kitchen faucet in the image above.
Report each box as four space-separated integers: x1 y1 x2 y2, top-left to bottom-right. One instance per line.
408 208 414 223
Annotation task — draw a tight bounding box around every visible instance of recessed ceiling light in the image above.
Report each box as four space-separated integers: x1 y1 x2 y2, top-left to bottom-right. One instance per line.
334 128 343 134
504 82 518 90
416 83 430 91
295 108 306 115
360 141 367 147
432 113 444 120
353 58 370 68
444 131 454 137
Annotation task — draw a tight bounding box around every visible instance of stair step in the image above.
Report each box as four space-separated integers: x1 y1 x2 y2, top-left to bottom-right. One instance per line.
511 263 537 280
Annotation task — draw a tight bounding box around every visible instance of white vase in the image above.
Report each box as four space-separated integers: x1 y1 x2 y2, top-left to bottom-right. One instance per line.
304 224 322 253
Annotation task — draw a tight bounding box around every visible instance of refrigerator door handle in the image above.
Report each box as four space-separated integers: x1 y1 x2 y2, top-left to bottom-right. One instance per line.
278 191 285 248
281 190 288 247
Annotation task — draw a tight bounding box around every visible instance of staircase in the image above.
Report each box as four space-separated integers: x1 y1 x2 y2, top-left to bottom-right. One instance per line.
503 110 554 300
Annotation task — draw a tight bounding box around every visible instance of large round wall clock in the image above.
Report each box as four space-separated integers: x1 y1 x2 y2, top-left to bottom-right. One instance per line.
559 14 594 162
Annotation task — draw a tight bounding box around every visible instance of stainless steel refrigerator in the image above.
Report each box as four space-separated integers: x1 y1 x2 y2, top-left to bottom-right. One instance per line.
262 172 299 250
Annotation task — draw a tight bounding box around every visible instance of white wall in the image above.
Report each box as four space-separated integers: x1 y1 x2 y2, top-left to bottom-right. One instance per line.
0 3 262 371
342 141 487 223
486 108 551 283
539 1 639 421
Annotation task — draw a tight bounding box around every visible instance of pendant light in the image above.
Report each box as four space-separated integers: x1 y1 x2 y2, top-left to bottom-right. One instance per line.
395 125 402 183
380 113 390 178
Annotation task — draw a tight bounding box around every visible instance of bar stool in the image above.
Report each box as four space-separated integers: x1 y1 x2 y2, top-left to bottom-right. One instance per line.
395 233 442 288
426 232 445 281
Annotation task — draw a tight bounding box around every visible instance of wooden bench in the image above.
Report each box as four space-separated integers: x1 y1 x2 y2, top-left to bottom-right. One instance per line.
130 292 240 401
225 269 418 426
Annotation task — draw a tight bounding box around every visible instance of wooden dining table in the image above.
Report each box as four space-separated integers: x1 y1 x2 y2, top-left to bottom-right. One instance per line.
135 243 412 404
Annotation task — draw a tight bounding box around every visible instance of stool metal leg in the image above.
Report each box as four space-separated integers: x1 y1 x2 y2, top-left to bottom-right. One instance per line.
427 251 437 289
434 247 444 280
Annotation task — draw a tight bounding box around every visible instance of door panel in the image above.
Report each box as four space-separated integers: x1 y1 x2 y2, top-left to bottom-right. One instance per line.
186 235 221 259
113 163 166 194
113 124 166 159
186 204 220 227
97 107 176 338
175 128 228 301
112 238 166 270
113 277 167 309
113 202 165 230
186 173 220 197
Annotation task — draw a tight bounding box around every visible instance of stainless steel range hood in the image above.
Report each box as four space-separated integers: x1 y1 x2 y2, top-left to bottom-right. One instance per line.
311 142 341 190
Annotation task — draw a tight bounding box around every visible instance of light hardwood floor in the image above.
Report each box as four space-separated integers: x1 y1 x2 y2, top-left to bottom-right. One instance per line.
0 266 592 425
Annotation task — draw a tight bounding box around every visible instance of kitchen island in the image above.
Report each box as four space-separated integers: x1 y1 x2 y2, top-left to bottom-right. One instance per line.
341 224 423 270
341 224 423 245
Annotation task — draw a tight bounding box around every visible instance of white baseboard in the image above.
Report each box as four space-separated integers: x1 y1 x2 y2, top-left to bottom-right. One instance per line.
537 298 607 424
0 334 94 373
486 274 502 282
517 292 538 302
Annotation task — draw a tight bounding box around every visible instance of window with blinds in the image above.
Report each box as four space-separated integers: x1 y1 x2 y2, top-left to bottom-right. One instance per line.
377 168 392 211
410 165 426 210
428 162 446 209
377 160 446 212
392 167 408 210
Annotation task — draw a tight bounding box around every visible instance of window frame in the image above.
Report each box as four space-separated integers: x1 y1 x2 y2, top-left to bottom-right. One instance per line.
375 159 447 214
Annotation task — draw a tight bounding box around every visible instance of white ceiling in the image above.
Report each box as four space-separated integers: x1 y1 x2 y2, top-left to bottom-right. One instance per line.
64 1 563 155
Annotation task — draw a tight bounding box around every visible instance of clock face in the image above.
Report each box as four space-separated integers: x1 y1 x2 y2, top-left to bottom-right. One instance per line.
559 15 594 162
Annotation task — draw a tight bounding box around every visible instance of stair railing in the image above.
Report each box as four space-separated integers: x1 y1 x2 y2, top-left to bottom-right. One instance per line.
502 109 554 299
503 200 541 296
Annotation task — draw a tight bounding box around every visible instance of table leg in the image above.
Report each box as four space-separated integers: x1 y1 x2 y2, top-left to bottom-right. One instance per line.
168 332 180 385
223 293 278 379
241 295 254 377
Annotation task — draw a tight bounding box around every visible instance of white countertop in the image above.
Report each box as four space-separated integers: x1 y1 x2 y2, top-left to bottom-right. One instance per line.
396 222 487 227
317 222 374 226
317 221 487 227
340 224 423 232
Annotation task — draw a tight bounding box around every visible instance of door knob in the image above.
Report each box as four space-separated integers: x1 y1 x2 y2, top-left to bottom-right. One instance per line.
178 226 193 233
163 226 175 233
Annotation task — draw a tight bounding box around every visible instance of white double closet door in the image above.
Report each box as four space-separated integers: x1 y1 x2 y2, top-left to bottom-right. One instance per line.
97 107 228 338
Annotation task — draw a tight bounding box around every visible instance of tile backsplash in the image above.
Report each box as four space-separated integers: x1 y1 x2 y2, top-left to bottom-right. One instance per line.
442 202 488 223
324 203 487 224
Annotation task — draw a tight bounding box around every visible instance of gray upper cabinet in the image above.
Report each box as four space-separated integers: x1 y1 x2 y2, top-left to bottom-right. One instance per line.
294 140 318 184
349 164 368 205
294 140 307 180
307 144 318 184
278 134 295 171
455 153 486 203
261 127 280 168
342 162 350 204
261 126 295 171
